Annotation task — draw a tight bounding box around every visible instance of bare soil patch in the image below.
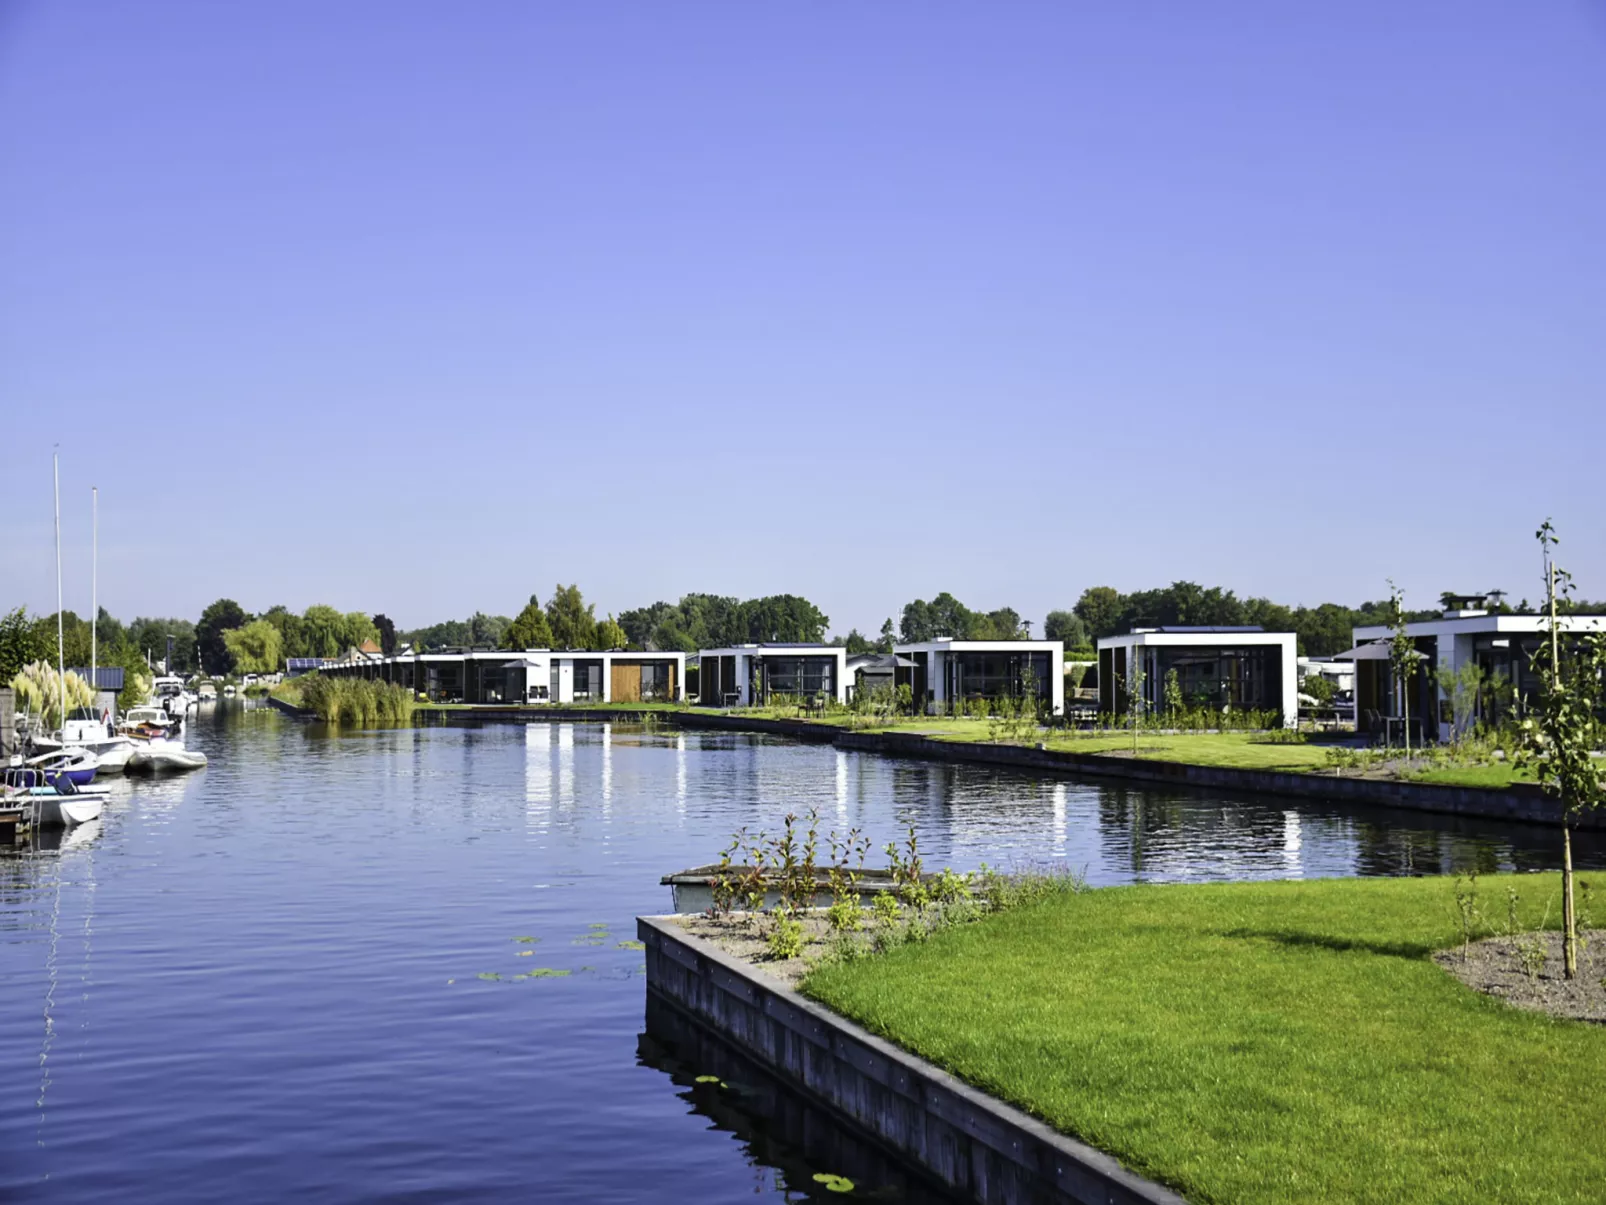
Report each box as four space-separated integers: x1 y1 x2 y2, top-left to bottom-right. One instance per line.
1434 930 1606 1024
675 912 841 989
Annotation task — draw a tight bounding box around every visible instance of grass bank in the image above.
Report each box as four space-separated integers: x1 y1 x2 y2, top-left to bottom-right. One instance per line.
803 874 1603 1205
725 711 1531 789
417 700 698 713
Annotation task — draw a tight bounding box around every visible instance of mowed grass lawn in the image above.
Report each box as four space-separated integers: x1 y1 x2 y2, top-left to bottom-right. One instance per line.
850 720 1530 785
876 721 1339 774
802 875 1604 1205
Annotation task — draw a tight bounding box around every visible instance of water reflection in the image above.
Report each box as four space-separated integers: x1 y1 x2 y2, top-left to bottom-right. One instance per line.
639 995 959 1204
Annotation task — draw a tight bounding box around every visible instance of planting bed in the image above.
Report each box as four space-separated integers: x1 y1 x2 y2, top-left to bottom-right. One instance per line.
1434 929 1606 1024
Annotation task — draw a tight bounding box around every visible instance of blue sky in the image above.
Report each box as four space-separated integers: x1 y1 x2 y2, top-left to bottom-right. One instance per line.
3 2 1603 634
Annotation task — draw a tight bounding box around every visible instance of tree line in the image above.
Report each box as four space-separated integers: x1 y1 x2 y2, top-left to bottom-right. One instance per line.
9 577 1596 686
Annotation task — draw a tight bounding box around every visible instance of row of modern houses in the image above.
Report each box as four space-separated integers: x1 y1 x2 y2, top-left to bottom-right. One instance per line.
302 594 1606 740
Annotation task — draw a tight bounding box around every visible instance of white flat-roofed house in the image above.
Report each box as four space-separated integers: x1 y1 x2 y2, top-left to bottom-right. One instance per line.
894 639 1065 717
696 644 849 708
316 648 684 705
1347 604 1606 743
1096 627 1298 728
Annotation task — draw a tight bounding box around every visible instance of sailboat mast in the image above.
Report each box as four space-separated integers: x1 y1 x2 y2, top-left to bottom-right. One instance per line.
92 485 98 702
54 451 65 729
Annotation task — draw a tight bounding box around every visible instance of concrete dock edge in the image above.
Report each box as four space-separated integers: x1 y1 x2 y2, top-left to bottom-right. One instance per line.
638 915 1189 1205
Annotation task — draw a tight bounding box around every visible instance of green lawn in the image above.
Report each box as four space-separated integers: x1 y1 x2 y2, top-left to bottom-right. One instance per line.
852 720 1339 774
1043 730 1336 772
415 700 696 713
1409 762 1528 790
803 875 1603 1205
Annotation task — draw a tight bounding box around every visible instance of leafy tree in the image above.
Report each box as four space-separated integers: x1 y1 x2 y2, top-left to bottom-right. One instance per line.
899 593 1026 642
401 618 472 651
901 592 972 641
976 607 1026 640
844 629 873 655
260 606 307 658
1517 520 1605 981
373 614 398 655
1386 580 1417 757
618 601 677 650
503 596 555 649
342 611 380 650
1074 587 1123 639
466 611 511 647
617 592 829 651
686 594 744 646
546 584 597 650
594 614 629 650
30 611 94 668
104 642 153 710
1244 597 1296 634
1291 603 1357 657
196 599 248 674
300 605 348 658
94 605 127 652
739 594 828 643
223 619 284 674
877 618 895 654
0 607 44 684
127 617 198 673
1164 667 1183 716
1044 610 1089 648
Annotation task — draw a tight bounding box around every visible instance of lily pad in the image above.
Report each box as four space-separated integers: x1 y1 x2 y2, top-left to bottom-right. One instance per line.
512 936 540 944
812 1172 855 1194
477 972 502 981
615 940 646 951
527 967 571 978
517 950 535 957
694 1075 726 1087
587 922 609 930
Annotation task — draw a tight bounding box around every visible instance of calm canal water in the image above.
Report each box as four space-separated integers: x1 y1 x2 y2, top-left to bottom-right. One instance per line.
4 705 1601 1202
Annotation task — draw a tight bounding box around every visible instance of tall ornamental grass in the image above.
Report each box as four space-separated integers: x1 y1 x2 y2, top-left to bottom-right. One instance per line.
9 660 95 728
298 675 416 726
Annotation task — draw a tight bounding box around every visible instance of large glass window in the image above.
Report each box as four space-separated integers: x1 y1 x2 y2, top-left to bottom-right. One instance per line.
761 656 835 699
1155 647 1270 711
950 652 1051 705
573 660 604 701
640 662 671 701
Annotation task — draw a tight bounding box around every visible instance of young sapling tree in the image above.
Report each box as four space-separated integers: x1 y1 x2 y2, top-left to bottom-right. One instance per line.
1516 520 1606 980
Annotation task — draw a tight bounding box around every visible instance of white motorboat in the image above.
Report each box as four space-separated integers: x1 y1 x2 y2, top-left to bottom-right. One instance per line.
92 742 136 773
153 676 195 717
30 707 138 775
222 684 236 697
127 739 208 774
118 704 174 736
2 765 107 828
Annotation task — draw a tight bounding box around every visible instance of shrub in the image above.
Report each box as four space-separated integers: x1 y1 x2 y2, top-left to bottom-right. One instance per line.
298 674 417 726
766 912 805 960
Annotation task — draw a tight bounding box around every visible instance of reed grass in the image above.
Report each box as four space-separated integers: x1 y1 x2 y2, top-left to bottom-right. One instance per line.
297 674 416 726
